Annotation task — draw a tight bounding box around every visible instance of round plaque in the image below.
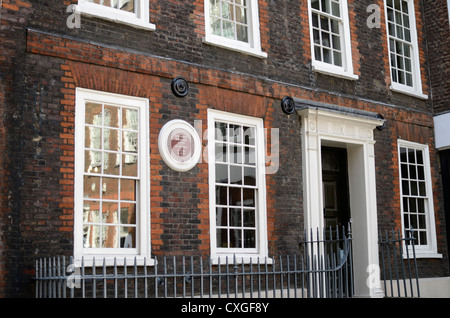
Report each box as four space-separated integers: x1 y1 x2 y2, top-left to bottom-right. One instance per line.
158 120 201 171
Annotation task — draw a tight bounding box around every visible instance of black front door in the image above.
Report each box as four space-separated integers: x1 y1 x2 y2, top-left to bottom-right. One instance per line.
322 147 351 231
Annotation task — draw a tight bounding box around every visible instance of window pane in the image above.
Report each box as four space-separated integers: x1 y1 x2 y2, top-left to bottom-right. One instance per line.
123 131 138 153
243 188 255 207
86 127 101 150
320 16 329 31
244 230 256 248
229 229 242 248
217 229 228 248
235 6 247 24
122 154 137 177
211 17 222 36
87 0 136 13
104 105 120 128
231 145 243 163
244 147 255 165
321 0 330 13
333 51 342 66
313 29 321 44
244 167 256 186
83 201 100 223
312 0 320 10
243 209 255 227
85 150 102 173
103 153 120 175
223 21 235 39
120 227 135 248
215 143 227 162
216 207 228 226
243 126 255 145
236 25 248 42
314 45 322 61
230 165 242 185
84 176 101 199
215 122 227 141
84 225 100 248
323 48 332 63
216 163 228 183
121 203 136 225
103 177 119 200
119 0 134 13
216 186 228 205
102 202 119 224
102 225 119 248
230 208 241 227
85 103 103 125
121 179 136 201
104 129 120 151
331 1 340 17
229 187 242 206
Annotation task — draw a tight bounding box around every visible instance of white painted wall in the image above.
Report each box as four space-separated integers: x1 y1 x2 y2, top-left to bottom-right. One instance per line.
434 113 450 150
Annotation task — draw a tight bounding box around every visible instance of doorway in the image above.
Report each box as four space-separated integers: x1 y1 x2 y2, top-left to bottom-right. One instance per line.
322 146 351 232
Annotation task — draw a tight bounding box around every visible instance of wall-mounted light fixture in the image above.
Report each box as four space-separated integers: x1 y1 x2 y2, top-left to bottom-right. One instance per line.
281 96 295 115
171 77 189 98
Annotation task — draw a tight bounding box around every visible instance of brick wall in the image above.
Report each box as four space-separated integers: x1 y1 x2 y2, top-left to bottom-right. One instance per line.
0 0 449 296
423 0 450 115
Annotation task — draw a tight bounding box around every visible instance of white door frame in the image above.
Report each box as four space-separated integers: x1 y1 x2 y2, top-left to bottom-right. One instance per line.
298 103 384 298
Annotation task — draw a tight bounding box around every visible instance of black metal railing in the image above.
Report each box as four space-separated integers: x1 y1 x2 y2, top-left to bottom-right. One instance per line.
35 226 353 298
378 228 420 297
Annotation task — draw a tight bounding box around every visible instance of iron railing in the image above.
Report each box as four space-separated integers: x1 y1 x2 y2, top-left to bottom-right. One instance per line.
378 228 420 297
35 226 353 298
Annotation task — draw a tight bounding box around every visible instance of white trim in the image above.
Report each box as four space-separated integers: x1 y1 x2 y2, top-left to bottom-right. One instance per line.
307 0 358 80
397 139 441 259
76 0 155 31
447 0 450 29
207 109 268 264
384 0 427 99
203 0 267 58
434 112 450 150
74 88 152 266
298 107 384 297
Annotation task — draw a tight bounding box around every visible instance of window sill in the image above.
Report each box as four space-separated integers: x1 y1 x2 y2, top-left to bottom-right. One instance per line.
405 251 442 259
75 5 156 31
73 255 156 267
203 35 267 59
312 63 359 81
210 254 273 265
390 84 428 100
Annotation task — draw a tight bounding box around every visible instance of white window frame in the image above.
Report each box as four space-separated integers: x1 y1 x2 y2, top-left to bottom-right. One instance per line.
384 0 427 99
74 88 152 266
398 140 441 258
307 0 358 80
203 0 267 58
76 0 156 31
207 109 268 264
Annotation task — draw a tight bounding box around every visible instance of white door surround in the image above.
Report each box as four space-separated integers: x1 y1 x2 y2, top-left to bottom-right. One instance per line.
296 99 385 297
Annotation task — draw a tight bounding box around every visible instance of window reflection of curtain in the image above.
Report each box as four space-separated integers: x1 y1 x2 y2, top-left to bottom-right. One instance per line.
87 0 134 12
124 109 138 164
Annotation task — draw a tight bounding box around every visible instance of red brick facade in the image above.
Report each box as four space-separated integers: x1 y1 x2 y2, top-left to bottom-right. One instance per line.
0 0 449 297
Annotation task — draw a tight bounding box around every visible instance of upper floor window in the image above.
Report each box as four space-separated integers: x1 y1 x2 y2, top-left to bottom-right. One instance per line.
398 140 440 258
385 0 427 99
208 110 268 263
76 0 156 31
308 0 358 80
74 88 151 266
204 0 267 58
